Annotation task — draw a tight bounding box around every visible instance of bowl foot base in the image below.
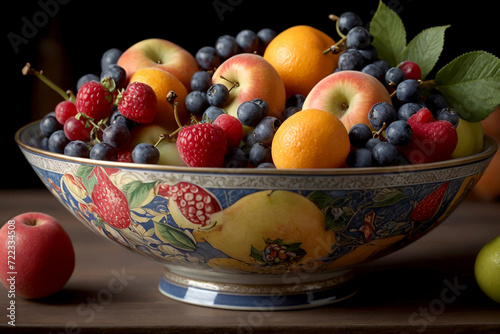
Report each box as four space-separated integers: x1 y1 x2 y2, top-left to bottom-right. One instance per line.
158 267 358 310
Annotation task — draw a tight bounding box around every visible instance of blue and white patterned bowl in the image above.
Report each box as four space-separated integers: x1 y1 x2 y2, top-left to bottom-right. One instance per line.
15 121 497 310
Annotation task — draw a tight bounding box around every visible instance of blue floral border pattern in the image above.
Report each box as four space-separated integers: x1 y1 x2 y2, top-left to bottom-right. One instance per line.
21 147 486 274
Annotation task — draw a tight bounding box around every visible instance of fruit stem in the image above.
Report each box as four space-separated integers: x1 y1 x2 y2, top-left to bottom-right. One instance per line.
323 36 347 54
328 14 346 39
22 63 75 102
164 101 183 140
172 102 182 129
76 112 106 143
389 89 397 99
373 123 388 139
154 134 166 147
219 75 239 92
168 127 182 139
420 79 436 90
165 91 183 131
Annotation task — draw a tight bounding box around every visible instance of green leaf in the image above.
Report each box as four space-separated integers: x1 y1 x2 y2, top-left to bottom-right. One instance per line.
75 165 97 194
435 51 500 122
370 0 406 66
250 245 266 265
325 209 349 232
307 191 333 209
404 25 450 79
154 221 197 251
370 188 408 208
122 180 156 209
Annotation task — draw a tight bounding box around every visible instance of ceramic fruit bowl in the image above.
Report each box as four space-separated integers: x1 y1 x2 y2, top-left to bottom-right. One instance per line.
15 121 497 310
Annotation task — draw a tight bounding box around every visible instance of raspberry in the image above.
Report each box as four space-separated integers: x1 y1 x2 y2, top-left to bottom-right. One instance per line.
400 108 458 164
117 82 157 124
75 81 114 121
176 123 227 167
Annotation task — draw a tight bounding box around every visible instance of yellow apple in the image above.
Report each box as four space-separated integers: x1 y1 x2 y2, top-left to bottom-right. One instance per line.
451 117 484 159
130 124 186 166
475 235 500 303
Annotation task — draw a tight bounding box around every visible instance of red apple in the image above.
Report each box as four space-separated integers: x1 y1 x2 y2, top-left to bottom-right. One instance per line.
0 212 75 299
212 53 286 131
302 70 392 131
117 38 199 91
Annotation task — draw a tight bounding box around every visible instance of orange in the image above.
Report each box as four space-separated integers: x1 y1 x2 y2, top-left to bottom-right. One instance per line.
263 25 339 99
470 107 500 202
271 109 350 169
129 67 188 132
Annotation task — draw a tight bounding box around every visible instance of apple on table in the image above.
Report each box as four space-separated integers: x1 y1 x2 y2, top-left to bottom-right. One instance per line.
302 70 393 131
475 234 500 304
0 212 75 299
117 38 199 91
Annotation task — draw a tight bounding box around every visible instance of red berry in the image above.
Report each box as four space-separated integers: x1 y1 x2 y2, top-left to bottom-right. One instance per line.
63 116 91 141
55 100 78 124
398 61 422 81
117 82 157 124
75 81 114 121
176 123 227 167
399 108 458 164
117 146 133 163
213 114 243 148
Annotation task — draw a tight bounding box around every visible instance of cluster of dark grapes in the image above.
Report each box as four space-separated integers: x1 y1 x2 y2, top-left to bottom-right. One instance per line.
327 12 386 76
335 11 460 168
346 65 459 167
223 93 307 168
346 76 459 168
347 102 412 167
194 28 277 71
187 73 307 169
187 27 277 121
188 27 305 169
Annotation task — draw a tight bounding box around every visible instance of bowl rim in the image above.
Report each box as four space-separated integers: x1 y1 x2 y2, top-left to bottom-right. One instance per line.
15 120 498 175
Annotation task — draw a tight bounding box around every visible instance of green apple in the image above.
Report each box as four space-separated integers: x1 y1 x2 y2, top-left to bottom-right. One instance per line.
451 118 484 159
130 124 186 166
474 235 500 303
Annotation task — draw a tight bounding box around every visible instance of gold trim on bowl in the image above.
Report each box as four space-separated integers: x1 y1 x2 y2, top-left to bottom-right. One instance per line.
162 267 356 295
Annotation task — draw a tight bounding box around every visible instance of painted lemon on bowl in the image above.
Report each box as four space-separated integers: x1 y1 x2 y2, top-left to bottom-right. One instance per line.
195 190 335 270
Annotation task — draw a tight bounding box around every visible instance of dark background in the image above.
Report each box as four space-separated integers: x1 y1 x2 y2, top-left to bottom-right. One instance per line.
4 0 499 189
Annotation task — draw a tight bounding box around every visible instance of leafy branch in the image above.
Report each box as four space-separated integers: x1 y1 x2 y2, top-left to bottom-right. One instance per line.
369 0 500 122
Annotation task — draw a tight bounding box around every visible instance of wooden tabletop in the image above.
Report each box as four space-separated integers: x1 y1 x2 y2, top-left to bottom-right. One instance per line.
1 188 499 333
